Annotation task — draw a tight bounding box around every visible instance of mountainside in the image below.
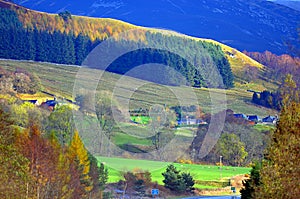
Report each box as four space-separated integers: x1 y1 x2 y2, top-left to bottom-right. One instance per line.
1 0 274 90
14 0 300 55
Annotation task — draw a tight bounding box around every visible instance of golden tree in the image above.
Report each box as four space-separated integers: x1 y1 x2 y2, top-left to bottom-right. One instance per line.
68 131 93 195
16 124 62 198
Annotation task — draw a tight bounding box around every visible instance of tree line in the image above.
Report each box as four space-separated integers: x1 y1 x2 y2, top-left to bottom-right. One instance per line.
252 74 299 110
0 70 110 198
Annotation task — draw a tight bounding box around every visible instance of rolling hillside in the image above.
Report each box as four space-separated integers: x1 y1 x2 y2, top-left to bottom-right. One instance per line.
0 59 276 116
0 0 274 91
14 0 300 55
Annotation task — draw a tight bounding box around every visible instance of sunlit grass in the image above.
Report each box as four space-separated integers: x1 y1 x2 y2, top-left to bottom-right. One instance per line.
97 156 251 189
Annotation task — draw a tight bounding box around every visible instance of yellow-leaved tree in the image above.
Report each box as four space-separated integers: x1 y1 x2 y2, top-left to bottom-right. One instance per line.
68 131 93 196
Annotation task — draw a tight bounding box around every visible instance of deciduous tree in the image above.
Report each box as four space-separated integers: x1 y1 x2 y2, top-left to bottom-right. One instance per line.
16 124 61 199
47 105 75 146
215 133 248 166
0 106 30 198
68 131 93 195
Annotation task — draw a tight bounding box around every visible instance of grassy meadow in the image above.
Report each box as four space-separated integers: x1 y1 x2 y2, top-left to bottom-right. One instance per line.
97 156 251 189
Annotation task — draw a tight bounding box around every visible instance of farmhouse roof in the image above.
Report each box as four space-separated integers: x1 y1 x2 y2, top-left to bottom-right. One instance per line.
247 115 261 122
45 99 57 107
262 115 277 123
233 113 248 119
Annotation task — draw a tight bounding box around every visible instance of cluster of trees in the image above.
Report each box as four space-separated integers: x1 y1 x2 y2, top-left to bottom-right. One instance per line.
118 169 152 197
171 105 204 120
0 8 98 65
0 99 108 198
75 91 179 157
192 109 269 166
58 11 72 21
162 164 195 194
244 50 300 87
75 91 120 142
252 74 299 110
144 32 233 88
107 32 234 88
129 108 149 116
252 90 280 110
241 92 300 198
0 66 42 94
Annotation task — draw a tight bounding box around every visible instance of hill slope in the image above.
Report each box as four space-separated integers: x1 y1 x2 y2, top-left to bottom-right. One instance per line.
0 59 276 116
14 0 300 55
0 0 273 90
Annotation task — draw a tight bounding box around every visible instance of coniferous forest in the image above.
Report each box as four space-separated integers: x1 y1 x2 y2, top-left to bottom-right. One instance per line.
0 8 97 65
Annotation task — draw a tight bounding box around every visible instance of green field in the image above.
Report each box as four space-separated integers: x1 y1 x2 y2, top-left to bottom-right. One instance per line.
97 156 251 189
253 123 276 132
130 116 150 124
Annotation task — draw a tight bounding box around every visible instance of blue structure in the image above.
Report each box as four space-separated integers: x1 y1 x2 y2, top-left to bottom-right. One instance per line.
233 113 248 119
247 115 261 123
262 115 277 124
